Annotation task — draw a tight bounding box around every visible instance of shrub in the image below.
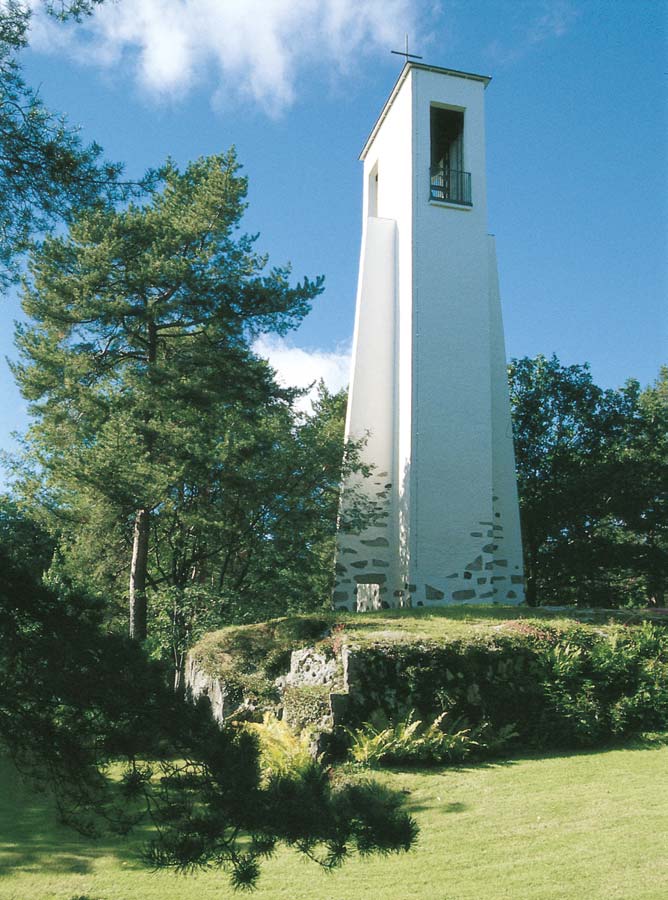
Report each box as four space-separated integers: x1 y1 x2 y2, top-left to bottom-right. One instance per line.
348 711 485 767
340 621 668 752
245 713 314 783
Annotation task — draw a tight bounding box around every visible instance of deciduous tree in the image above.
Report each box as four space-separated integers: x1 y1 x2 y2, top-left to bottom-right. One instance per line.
509 355 667 607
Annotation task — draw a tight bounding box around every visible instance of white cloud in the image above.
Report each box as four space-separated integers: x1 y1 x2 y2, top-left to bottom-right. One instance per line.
253 335 351 412
29 0 416 113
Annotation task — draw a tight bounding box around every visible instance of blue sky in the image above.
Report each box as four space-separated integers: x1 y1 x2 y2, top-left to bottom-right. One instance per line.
1 0 666 463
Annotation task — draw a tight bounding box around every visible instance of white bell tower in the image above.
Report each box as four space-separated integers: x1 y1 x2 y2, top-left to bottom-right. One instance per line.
334 62 525 611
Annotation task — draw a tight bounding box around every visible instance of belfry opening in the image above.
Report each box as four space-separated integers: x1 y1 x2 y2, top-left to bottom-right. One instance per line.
429 105 468 205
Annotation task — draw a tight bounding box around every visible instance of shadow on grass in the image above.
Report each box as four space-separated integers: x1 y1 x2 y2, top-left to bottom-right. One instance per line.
375 732 667 817
490 730 668 766
3 733 665 875
0 757 149 877
373 731 668 781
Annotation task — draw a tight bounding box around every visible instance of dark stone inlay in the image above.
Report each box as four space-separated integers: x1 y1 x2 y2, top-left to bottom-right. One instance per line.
446 572 458 579
482 543 498 553
484 562 495 570
464 571 472 580
470 531 483 537
494 559 508 567
333 591 348 602
466 555 483 572
335 563 347 575
479 590 495 599
452 589 476 601
416 600 424 607
426 584 445 600
372 558 389 567
341 547 357 554
507 590 518 599
350 560 368 569
511 575 525 584
477 577 487 585
361 537 389 547
354 573 387 584
491 576 507 583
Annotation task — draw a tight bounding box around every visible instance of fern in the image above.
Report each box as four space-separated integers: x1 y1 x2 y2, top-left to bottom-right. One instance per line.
245 713 313 782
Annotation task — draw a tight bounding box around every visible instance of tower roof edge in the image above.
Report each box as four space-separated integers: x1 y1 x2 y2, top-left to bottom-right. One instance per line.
359 61 492 161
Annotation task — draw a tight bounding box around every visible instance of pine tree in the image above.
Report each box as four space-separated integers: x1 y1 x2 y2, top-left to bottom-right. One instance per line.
13 152 323 640
0 1 135 289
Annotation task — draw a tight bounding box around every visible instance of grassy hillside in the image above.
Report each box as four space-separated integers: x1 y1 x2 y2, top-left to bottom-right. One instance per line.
1 737 667 899
190 604 666 678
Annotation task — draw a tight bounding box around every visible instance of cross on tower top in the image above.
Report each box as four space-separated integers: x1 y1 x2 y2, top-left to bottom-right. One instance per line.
391 34 423 62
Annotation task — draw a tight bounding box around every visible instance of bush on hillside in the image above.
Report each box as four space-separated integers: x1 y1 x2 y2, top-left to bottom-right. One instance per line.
340 621 668 752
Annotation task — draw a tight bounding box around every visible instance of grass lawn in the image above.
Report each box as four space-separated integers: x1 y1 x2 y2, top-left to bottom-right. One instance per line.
1 737 666 900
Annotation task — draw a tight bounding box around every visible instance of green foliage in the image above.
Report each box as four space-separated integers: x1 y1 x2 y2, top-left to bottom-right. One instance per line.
0 1 142 288
0 492 53 573
337 620 668 753
9 147 369 666
348 711 480 767
282 684 333 731
509 356 668 607
191 615 332 707
246 713 314 783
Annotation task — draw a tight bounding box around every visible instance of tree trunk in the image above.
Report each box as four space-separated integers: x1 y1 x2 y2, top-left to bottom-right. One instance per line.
129 314 157 641
173 652 185 694
129 507 150 640
525 541 538 607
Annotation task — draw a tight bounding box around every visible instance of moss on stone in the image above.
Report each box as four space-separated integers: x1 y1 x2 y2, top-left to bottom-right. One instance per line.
283 684 333 730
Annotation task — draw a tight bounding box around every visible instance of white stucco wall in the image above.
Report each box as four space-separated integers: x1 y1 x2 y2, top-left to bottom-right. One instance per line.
410 70 494 603
488 237 526 602
334 216 399 609
334 62 524 610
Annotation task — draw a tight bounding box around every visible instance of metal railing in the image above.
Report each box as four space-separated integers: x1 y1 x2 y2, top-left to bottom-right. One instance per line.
429 166 472 206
